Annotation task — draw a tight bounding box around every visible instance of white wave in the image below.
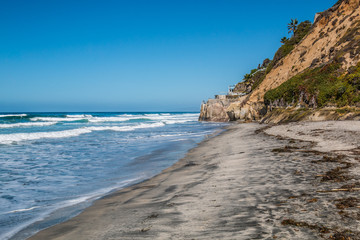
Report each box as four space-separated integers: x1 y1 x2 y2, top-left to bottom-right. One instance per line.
31 117 86 122
157 133 186 138
89 122 165 131
88 115 176 123
0 122 56 129
59 177 141 207
0 128 92 144
116 114 136 117
32 116 133 123
0 122 165 144
137 113 199 123
5 206 39 214
29 113 199 124
0 114 27 117
88 116 137 122
66 114 92 118
162 119 193 124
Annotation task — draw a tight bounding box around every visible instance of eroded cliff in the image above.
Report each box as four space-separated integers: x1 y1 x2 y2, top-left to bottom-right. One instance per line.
200 0 360 122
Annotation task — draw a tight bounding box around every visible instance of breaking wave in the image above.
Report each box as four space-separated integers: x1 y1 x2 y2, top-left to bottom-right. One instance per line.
0 122 56 129
28 113 199 124
0 114 27 118
0 122 165 144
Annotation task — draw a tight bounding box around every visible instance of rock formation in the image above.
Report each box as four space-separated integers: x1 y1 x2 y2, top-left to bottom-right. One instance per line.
199 99 230 122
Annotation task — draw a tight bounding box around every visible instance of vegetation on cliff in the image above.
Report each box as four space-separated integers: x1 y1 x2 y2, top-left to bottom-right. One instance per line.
264 61 360 107
200 0 360 123
234 20 312 96
264 18 360 109
266 20 312 74
234 66 267 94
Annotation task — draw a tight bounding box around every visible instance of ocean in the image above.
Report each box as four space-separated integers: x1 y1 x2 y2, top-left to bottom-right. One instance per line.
0 112 225 239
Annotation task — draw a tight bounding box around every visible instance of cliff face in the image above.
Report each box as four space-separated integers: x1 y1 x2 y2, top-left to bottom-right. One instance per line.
200 0 360 122
246 0 360 114
199 99 230 122
198 95 248 122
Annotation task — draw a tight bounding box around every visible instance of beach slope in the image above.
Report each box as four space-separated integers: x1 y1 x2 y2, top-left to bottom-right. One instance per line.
29 122 360 239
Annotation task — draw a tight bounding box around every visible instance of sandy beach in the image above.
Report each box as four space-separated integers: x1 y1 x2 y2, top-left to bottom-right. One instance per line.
27 121 360 240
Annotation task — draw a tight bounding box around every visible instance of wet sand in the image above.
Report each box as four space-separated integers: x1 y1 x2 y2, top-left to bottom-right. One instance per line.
29 122 360 239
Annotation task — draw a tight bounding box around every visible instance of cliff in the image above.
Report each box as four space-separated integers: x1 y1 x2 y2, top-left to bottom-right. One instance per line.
199 99 230 122
200 0 360 123
199 95 248 122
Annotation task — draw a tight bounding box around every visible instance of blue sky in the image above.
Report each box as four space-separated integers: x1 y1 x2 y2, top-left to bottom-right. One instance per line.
0 0 337 112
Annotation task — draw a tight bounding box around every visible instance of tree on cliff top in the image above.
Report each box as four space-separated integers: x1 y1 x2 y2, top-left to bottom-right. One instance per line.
288 19 299 35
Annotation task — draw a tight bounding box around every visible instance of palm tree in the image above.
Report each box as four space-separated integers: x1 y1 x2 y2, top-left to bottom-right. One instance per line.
280 37 289 44
288 19 298 36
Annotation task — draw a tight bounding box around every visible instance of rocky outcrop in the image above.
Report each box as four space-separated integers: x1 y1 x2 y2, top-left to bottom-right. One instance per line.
199 99 231 122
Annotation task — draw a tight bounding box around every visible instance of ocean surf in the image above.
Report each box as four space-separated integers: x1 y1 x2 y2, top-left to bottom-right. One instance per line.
0 112 225 240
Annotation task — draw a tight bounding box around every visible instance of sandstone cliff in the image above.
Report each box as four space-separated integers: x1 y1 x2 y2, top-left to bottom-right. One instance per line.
200 0 360 122
199 99 230 122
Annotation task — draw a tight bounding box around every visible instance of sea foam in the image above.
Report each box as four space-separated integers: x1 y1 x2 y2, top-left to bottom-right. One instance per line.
0 114 27 118
0 122 56 129
66 114 92 118
29 113 199 124
30 117 88 122
0 112 222 240
0 122 165 144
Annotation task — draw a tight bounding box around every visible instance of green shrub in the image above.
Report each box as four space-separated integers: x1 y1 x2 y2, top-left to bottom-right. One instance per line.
264 62 360 107
251 71 266 91
250 69 258 75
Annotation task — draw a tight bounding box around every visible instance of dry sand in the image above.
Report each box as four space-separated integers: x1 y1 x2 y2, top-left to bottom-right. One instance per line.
28 121 360 240
265 121 360 152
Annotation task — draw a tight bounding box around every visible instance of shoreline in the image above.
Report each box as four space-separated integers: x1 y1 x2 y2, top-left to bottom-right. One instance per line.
27 121 360 239
8 124 228 240
27 123 266 240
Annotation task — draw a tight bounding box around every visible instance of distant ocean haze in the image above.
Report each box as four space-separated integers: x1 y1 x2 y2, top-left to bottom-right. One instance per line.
0 112 225 239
